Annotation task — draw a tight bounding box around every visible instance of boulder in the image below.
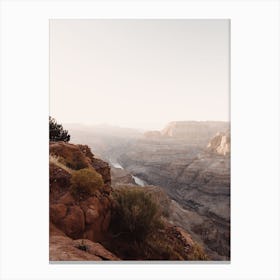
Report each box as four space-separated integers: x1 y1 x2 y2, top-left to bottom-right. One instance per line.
50 223 119 261
60 205 85 239
49 163 71 201
50 204 67 224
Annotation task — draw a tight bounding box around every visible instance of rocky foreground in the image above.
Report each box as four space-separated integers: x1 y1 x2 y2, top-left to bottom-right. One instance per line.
49 141 208 261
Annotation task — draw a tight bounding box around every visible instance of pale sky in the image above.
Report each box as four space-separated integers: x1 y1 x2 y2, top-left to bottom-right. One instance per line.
50 19 230 130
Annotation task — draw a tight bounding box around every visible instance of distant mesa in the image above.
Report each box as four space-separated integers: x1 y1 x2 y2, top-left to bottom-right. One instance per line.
160 121 229 138
144 121 229 144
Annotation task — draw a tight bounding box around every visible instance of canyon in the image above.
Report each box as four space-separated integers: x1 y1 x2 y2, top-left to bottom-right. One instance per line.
49 141 208 261
64 121 230 260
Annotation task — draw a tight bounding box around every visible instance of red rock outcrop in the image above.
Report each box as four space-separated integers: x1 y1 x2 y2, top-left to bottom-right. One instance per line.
78 144 111 186
50 141 111 186
49 142 114 260
50 173 112 241
50 223 119 261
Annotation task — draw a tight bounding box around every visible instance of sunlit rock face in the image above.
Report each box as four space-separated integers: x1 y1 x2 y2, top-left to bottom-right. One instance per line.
207 131 230 156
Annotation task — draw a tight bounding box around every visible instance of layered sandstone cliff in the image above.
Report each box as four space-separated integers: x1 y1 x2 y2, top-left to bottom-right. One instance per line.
207 131 230 156
118 132 231 259
160 121 228 145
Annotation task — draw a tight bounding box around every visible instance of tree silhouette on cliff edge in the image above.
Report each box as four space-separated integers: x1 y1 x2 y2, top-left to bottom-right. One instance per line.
49 116 70 142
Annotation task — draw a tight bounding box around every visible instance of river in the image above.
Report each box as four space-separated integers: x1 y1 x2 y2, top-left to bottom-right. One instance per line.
109 159 146 187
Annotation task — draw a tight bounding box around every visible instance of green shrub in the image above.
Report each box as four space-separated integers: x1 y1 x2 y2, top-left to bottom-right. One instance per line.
70 168 104 199
65 149 88 170
111 187 162 241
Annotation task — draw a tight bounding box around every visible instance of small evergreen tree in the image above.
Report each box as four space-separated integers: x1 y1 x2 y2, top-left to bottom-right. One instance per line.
49 116 70 142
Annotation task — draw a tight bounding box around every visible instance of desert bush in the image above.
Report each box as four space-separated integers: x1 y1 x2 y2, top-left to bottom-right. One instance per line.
50 142 89 170
144 187 171 218
49 116 70 142
106 186 209 260
70 168 104 199
111 187 162 241
66 149 89 170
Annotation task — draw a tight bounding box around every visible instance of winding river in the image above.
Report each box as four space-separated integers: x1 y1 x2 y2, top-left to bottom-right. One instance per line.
109 159 146 187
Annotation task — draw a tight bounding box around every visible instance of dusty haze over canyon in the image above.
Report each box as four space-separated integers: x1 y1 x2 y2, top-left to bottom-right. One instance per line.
61 120 231 260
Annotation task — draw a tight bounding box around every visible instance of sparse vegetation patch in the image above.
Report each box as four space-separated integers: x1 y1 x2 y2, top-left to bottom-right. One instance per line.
110 186 162 242
70 168 104 199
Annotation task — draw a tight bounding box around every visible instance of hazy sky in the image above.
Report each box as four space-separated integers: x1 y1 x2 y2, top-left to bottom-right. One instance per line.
50 19 229 130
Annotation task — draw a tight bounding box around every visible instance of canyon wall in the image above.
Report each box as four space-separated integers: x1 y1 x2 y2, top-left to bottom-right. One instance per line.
118 130 230 259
